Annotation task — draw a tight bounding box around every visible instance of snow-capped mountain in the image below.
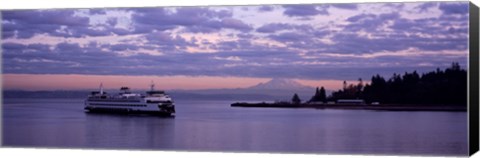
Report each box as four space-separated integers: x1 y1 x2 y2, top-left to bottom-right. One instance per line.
248 78 313 90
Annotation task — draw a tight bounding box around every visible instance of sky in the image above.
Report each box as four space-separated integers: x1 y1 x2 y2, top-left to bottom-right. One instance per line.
1 2 469 90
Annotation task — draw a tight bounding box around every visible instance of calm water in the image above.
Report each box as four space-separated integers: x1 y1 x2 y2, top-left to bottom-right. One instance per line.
2 98 468 156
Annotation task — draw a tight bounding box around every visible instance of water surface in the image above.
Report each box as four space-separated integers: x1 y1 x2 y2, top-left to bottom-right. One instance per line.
2 98 468 156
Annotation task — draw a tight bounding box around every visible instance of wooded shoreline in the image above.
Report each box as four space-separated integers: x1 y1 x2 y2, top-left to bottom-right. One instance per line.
231 102 467 112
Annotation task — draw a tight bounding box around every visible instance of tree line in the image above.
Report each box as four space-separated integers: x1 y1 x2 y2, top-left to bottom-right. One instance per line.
308 63 467 106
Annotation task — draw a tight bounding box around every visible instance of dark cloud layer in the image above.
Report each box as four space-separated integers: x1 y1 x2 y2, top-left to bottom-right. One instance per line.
1 2 469 80
283 5 329 17
328 3 358 10
414 2 437 13
131 7 251 34
281 3 357 18
258 5 274 12
2 7 253 39
2 10 89 38
256 23 313 33
439 3 469 15
1 9 137 39
338 11 468 53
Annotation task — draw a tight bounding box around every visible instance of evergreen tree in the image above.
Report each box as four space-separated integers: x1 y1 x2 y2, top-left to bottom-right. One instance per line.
292 93 301 104
309 87 320 102
309 86 327 103
327 62 467 106
319 87 327 102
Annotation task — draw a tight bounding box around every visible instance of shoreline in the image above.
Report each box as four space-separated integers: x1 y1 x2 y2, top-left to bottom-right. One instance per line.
230 102 467 112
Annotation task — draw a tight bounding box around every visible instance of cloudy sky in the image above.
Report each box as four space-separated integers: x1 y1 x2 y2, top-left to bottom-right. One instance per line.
1 2 469 90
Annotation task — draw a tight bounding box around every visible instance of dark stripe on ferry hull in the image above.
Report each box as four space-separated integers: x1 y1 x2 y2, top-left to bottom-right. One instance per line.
84 107 174 117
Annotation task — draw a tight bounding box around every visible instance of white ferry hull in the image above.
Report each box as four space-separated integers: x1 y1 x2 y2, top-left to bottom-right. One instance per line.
84 100 175 116
84 84 175 116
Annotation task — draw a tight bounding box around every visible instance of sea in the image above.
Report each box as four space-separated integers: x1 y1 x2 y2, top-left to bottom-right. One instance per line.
1 98 468 156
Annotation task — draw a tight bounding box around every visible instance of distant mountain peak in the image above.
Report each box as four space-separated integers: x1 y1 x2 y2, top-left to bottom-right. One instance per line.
248 78 313 90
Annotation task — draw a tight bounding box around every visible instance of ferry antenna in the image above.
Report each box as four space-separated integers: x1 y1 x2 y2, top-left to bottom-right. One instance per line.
150 80 155 91
100 82 104 94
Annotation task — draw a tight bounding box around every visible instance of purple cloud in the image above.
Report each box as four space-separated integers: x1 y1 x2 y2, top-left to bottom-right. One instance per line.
346 14 376 22
1 2 469 81
89 9 107 15
220 18 253 32
217 41 239 50
256 23 314 33
130 8 182 33
2 42 26 50
328 3 358 10
327 19 467 54
283 5 329 17
268 32 312 43
54 42 82 53
237 33 254 39
2 10 91 39
180 17 253 34
106 18 118 26
258 5 274 12
256 23 293 33
26 44 52 53
1 9 136 39
110 44 139 51
144 31 196 51
131 7 250 34
414 2 438 13
344 13 399 32
382 3 405 10
3 10 89 27
439 2 468 15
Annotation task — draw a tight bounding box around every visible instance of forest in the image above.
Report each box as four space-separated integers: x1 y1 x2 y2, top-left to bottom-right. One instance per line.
309 63 467 106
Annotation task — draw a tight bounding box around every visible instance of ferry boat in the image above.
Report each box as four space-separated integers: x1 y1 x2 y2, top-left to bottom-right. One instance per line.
84 82 175 116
